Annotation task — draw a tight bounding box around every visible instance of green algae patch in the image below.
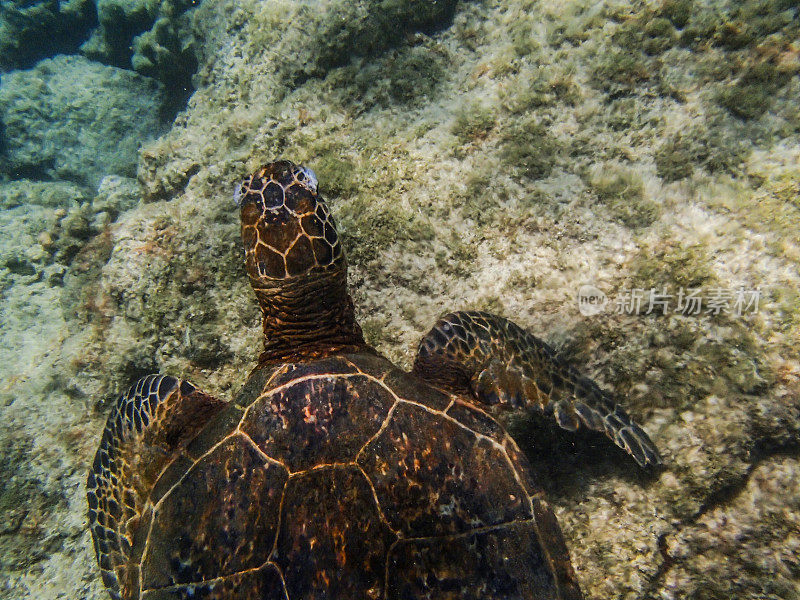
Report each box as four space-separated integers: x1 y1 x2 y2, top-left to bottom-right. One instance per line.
589 163 660 228
716 58 797 120
655 135 696 182
311 154 359 199
338 195 435 266
500 119 560 180
700 172 800 263
592 0 799 123
715 0 800 50
660 0 693 28
457 170 503 228
632 241 716 291
569 313 774 414
331 40 448 110
769 168 800 209
381 44 448 106
510 21 540 57
655 123 750 182
503 68 582 114
452 104 497 144
613 15 678 57
591 49 651 94
359 313 403 348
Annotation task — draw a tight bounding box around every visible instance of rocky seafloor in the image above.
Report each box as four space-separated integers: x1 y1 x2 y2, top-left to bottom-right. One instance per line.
1 0 799 598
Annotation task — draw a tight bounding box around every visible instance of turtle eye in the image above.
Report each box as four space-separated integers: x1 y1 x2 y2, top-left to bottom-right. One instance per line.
295 166 318 194
233 179 248 207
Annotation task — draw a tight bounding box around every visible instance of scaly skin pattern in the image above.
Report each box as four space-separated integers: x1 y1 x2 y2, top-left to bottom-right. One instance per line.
236 160 364 364
412 311 662 468
89 355 583 600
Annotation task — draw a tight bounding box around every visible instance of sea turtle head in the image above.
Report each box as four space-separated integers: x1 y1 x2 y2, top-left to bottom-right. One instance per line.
235 160 342 283
234 160 363 362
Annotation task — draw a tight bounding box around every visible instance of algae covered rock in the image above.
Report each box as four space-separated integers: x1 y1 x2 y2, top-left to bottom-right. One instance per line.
81 0 199 111
81 0 164 68
0 179 125 288
92 175 141 221
0 426 70 574
662 455 800 598
0 0 97 71
0 55 167 189
281 0 459 82
0 179 89 210
1 0 200 116
199 0 461 92
130 15 198 112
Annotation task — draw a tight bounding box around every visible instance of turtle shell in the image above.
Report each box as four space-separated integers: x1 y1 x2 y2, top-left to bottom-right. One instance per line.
133 353 582 600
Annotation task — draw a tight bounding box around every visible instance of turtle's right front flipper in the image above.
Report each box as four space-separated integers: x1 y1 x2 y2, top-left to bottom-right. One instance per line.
87 375 225 599
412 311 662 468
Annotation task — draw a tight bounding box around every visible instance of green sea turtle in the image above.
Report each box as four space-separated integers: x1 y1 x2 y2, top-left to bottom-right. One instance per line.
87 160 661 600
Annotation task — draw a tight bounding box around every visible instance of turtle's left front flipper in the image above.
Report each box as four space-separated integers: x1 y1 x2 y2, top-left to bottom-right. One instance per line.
87 375 226 599
412 311 662 468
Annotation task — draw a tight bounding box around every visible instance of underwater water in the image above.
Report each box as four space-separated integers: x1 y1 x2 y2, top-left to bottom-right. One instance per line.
1 0 799 598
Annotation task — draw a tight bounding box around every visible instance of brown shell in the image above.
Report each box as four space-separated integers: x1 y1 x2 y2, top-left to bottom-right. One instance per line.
133 354 582 600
